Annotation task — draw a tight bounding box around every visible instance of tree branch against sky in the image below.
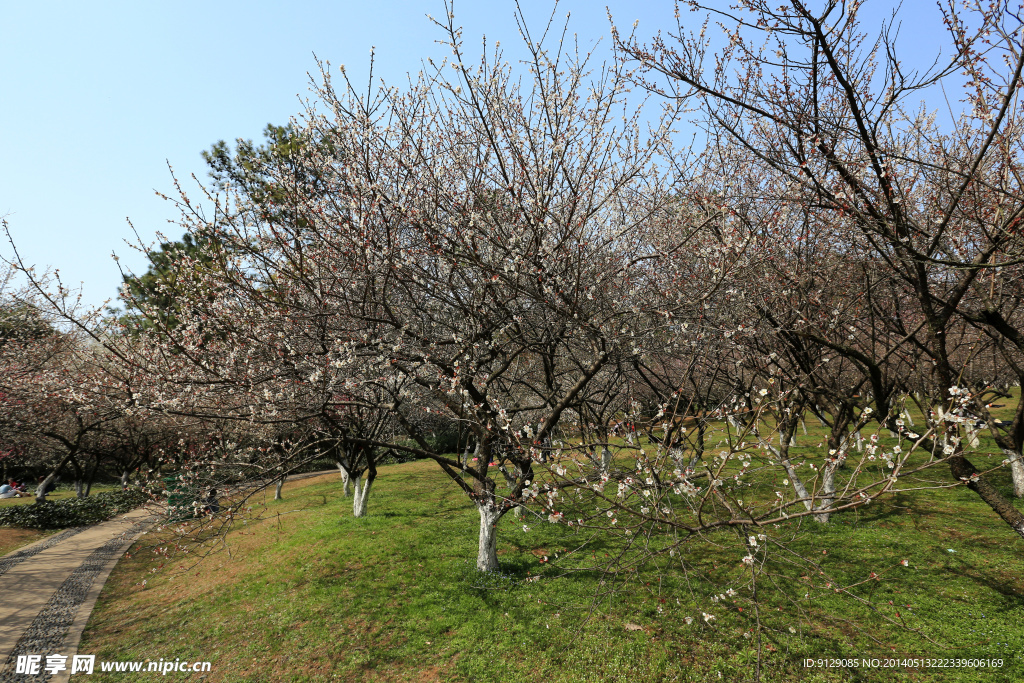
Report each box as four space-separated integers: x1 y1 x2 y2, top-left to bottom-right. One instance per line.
1 1 949 313
5 5 1024 680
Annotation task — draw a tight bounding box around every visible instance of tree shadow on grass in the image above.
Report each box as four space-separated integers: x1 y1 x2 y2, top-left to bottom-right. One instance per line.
950 563 1024 601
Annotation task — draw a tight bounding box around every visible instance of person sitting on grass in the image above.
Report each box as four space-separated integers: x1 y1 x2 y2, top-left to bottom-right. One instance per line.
0 482 20 499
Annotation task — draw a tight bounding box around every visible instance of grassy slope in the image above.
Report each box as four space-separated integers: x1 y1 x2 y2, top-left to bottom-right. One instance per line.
79 436 1024 682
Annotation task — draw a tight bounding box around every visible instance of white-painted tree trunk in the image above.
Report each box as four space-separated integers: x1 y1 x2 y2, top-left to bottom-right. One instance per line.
815 433 853 523
855 431 863 452
352 475 373 517
35 473 56 504
337 461 351 497
74 480 85 498
274 477 285 500
931 432 946 462
120 470 130 488
965 423 980 449
902 410 914 427
476 505 500 572
600 448 612 474
816 459 838 524
687 423 707 471
801 417 808 435
766 444 813 513
1003 449 1024 498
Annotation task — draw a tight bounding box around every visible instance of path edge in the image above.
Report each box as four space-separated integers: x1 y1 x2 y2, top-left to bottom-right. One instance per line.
49 510 156 683
0 528 78 560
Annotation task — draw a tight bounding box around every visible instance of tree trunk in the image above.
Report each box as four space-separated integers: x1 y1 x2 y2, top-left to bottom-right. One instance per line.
767 444 814 513
965 423 980 449
950 450 1024 540
336 461 351 497
687 422 707 471
816 457 840 523
84 457 99 497
476 504 500 571
121 470 130 488
767 415 814 516
600 448 612 474
274 477 285 500
36 473 57 504
351 474 363 516
74 480 85 498
352 472 374 518
1003 449 1024 498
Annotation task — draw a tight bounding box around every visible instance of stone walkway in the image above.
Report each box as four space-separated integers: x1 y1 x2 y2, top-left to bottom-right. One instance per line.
0 470 338 681
0 508 154 681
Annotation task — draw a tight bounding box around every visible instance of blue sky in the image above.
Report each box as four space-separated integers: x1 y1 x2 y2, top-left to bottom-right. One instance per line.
0 1 947 311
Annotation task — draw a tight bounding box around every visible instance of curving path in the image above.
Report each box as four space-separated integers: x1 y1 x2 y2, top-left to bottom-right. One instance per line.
0 508 154 682
0 470 338 682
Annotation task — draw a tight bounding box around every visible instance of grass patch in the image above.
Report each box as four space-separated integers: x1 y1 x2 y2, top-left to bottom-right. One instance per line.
0 484 120 508
0 488 149 529
0 527 59 556
77 447 1024 682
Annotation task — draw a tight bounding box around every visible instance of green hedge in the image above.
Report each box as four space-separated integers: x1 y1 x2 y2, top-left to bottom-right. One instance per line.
0 489 150 529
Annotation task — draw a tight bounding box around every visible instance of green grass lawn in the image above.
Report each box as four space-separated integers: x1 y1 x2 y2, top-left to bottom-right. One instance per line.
77 442 1024 683
0 483 119 507
0 484 121 556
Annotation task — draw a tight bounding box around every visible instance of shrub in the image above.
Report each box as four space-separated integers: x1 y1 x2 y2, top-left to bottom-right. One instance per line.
0 489 150 529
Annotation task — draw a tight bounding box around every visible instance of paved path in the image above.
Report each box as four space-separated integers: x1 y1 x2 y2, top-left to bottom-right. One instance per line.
0 508 153 681
0 470 338 681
